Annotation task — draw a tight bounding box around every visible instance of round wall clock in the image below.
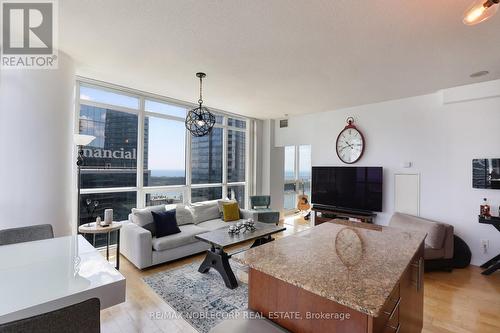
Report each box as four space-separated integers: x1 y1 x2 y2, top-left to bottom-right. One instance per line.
336 117 365 164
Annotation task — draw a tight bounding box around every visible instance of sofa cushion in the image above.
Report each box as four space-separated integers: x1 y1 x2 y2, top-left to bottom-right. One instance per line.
152 224 206 251
152 210 181 238
222 202 241 222
175 204 195 226
197 219 237 231
389 212 446 249
131 205 166 235
217 199 237 216
191 200 221 224
424 245 446 260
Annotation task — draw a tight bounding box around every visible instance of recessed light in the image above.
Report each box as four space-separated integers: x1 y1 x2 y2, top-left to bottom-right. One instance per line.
470 70 490 78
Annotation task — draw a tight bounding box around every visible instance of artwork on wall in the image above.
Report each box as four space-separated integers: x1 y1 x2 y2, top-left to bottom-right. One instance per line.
473 159 500 189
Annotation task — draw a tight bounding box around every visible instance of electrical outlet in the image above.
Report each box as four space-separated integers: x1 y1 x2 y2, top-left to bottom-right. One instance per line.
481 239 489 254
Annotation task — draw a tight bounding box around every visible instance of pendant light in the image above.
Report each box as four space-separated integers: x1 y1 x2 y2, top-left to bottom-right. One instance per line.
463 0 499 25
185 72 216 137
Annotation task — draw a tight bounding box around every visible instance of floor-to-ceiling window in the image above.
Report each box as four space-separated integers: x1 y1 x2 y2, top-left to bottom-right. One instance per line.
283 145 311 215
77 80 251 233
284 146 297 212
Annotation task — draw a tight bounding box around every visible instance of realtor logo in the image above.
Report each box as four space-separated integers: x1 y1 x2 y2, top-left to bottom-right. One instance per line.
1 0 58 69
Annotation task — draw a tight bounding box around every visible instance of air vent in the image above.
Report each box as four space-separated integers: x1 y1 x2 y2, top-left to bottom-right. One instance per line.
279 119 288 128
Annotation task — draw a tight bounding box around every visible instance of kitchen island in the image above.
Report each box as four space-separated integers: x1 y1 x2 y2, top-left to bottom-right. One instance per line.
233 220 426 333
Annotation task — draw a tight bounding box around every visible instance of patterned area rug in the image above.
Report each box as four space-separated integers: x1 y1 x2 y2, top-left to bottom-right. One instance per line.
143 261 248 333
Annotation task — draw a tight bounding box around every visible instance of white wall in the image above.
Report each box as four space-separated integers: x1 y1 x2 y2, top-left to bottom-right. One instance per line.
272 79 500 266
0 53 76 236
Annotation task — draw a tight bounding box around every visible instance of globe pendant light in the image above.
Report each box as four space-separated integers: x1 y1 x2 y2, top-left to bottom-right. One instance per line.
463 0 499 25
185 72 216 137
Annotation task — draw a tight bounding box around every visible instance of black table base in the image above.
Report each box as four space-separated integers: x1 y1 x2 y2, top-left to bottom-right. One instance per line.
481 253 500 275
198 247 238 289
198 236 275 289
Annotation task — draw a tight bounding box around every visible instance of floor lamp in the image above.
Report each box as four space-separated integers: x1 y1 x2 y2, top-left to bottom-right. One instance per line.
74 134 95 232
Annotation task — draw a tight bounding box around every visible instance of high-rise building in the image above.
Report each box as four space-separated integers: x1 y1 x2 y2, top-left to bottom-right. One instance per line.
78 105 149 225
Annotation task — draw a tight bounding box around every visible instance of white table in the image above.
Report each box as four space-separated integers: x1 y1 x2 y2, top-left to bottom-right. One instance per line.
0 235 126 324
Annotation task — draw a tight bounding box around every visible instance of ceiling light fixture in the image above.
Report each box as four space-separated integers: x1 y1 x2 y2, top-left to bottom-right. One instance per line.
463 0 499 25
185 72 216 137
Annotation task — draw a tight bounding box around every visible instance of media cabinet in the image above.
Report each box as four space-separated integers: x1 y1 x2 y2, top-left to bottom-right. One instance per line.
312 205 377 225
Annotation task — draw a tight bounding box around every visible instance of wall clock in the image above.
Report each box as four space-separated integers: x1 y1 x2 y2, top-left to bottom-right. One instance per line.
336 117 365 164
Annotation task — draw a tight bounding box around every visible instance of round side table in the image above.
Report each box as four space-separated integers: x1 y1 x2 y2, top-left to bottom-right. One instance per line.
78 222 122 270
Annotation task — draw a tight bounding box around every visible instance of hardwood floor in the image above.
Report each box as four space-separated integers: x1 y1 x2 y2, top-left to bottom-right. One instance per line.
101 216 500 333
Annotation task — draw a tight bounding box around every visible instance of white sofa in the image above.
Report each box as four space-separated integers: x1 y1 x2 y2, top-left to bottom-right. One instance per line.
120 200 258 269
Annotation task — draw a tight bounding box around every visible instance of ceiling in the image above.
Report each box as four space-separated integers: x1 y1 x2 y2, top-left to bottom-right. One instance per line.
60 0 500 119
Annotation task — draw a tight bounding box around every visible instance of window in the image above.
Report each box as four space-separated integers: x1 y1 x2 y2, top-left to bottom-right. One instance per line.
284 146 296 181
191 128 223 184
79 191 137 225
299 145 312 199
79 191 136 247
227 130 246 183
228 118 246 129
283 145 311 215
79 105 138 189
144 117 186 186
145 191 184 210
80 85 139 109
77 82 250 231
145 99 186 118
191 187 222 203
284 146 296 211
228 185 246 209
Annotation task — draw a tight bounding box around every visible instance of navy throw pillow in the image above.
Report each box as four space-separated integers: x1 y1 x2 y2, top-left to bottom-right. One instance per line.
151 210 181 238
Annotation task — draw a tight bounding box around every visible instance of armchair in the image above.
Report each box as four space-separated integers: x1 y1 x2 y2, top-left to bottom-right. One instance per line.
249 195 280 225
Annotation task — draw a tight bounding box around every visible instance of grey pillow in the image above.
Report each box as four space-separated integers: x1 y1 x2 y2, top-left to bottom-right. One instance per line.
192 200 222 224
131 205 166 235
175 204 195 226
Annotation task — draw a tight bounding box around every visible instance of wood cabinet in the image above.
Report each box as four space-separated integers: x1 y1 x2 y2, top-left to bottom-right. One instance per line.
371 242 424 333
399 242 425 333
248 241 425 333
312 207 377 224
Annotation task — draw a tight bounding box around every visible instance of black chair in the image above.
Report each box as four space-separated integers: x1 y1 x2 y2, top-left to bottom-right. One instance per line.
0 298 101 333
0 224 54 245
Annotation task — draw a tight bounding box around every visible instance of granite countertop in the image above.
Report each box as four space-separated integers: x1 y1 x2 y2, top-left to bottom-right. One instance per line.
232 220 426 317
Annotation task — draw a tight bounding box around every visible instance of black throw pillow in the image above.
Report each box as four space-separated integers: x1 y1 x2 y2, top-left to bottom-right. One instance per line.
151 210 181 238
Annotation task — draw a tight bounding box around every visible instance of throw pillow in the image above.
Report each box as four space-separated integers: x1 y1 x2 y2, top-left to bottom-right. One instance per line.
131 205 166 236
152 210 181 238
222 202 240 222
217 199 237 216
175 204 195 226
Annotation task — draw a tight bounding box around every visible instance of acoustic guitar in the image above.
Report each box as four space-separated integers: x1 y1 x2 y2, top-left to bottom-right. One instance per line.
297 181 311 211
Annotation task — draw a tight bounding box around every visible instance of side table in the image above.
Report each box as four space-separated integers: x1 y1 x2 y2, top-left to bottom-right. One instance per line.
78 222 122 270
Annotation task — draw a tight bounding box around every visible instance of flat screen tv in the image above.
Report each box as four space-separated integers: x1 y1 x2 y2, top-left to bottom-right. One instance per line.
311 166 383 212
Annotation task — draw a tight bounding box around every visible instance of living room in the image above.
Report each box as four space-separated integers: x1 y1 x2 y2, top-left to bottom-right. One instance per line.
0 1 499 333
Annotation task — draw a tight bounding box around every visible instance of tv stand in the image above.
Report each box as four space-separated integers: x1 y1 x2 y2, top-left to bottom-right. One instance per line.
312 205 376 225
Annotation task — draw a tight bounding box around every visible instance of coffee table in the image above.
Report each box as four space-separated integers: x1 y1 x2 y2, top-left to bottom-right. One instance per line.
195 222 286 289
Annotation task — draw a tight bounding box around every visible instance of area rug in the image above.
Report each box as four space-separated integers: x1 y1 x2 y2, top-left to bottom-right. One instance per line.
143 261 248 333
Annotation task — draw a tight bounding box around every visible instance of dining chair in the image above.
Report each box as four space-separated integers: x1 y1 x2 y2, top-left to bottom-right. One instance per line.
0 298 100 333
0 224 54 246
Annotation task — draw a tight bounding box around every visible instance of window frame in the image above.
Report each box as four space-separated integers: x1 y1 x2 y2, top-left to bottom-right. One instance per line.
75 78 252 223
